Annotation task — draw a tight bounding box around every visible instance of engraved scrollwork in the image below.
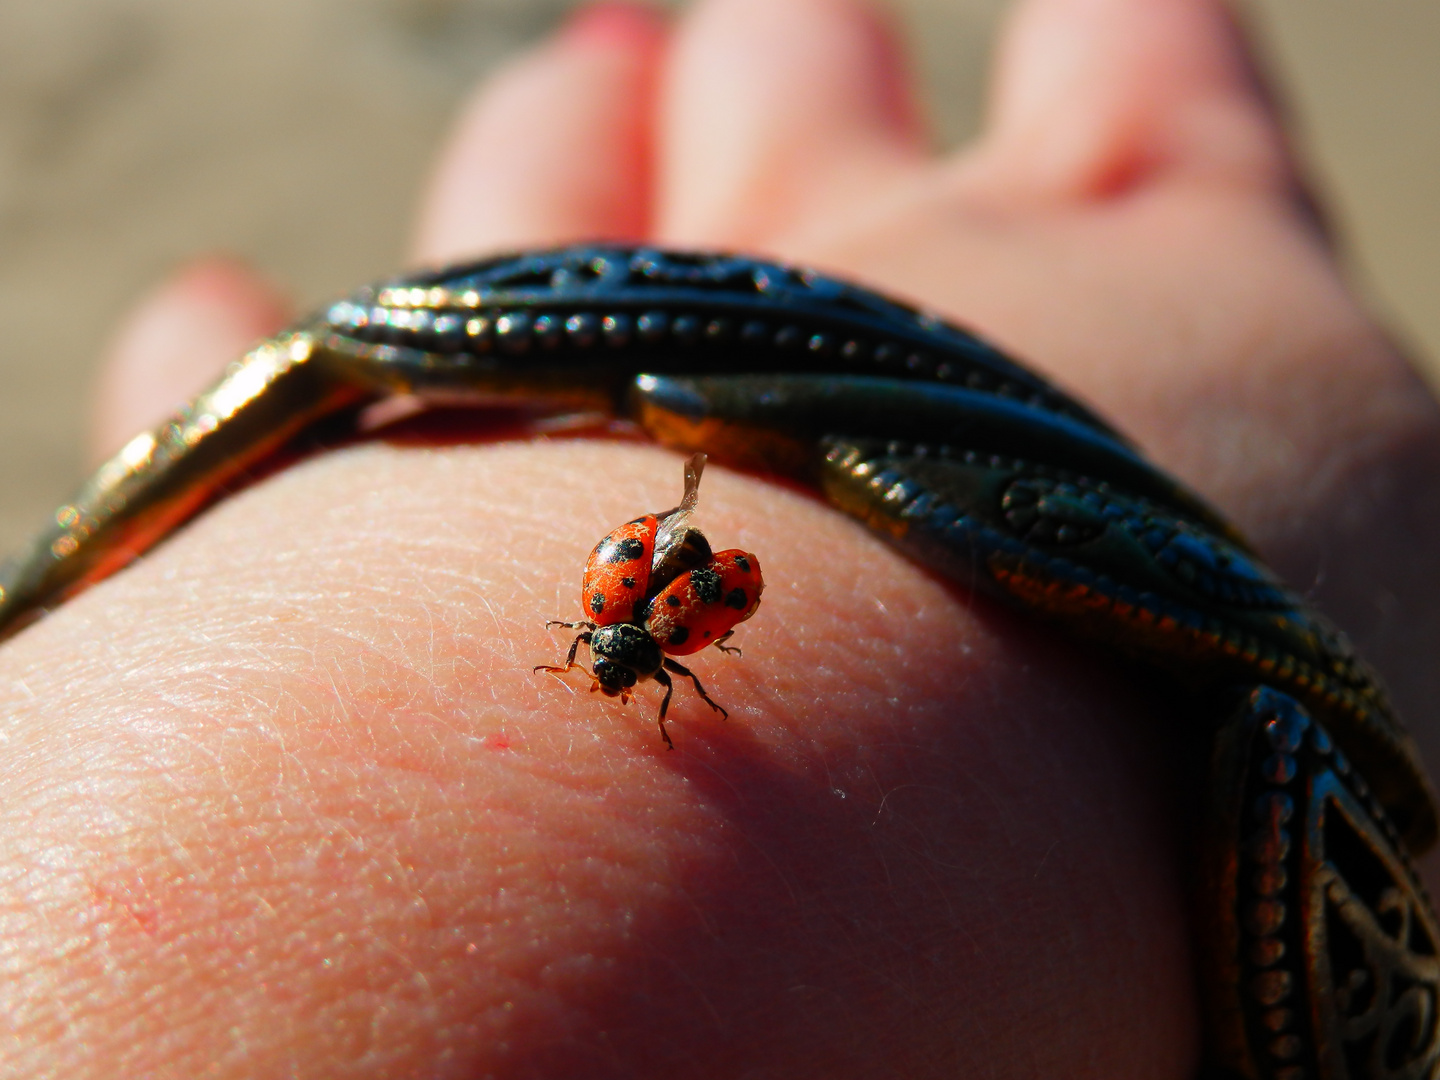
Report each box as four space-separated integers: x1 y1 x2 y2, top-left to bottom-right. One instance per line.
994 468 1296 610
1313 792 1440 1078
1126 517 1291 611
1000 477 1109 546
1206 687 1440 1080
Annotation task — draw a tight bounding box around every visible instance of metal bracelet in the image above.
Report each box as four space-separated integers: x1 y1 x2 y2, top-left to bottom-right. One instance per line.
2 245 1435 1078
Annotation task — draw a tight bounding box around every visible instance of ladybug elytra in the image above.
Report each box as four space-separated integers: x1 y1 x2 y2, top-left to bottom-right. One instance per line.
536 454 764 748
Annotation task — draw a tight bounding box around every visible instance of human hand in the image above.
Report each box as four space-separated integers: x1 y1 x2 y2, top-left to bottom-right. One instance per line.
12 0 1440 1076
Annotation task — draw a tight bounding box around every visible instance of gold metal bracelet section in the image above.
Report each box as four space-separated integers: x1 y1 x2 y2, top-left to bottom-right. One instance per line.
0 332 362 636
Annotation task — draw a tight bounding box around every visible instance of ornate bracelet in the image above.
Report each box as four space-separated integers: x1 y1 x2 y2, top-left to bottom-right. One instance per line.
2 245 1434 1079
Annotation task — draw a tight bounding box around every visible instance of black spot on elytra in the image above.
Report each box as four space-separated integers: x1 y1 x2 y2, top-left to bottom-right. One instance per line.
668 626 690 646
666 594 681 607
725 588 748 611
691 568 723 604
600 536 645 564
621 576 636 589
735 555 751 573
591 592 606 614
628 516 649 526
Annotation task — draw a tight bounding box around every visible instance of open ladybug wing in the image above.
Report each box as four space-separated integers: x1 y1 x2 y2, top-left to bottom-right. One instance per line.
650 453 713 594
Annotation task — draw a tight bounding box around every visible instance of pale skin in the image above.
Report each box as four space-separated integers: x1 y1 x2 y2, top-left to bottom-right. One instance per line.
8 0 1440 1075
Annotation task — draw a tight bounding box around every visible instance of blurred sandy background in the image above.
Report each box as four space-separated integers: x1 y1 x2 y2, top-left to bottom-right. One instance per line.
0 0 1434 551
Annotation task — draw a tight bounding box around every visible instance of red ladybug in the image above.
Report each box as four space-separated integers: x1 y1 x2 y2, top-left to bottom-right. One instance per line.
536 454 764 748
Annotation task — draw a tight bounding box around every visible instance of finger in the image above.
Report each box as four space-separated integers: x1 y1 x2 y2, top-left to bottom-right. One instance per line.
411 2 667 265
89 258 290 465
963 0 1296 200
655 0 928 249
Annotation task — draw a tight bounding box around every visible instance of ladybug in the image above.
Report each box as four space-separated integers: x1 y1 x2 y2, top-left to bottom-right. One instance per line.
536 454 764 748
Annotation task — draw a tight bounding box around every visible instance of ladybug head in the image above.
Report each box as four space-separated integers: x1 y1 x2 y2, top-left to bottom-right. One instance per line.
592 659 638 697
590 623 663 696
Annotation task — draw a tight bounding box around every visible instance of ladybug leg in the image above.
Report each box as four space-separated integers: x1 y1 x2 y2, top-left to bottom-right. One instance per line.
534 630 593 675
713 630 741 657
661 658 729 722
652 668 677 750
545 619 596 631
